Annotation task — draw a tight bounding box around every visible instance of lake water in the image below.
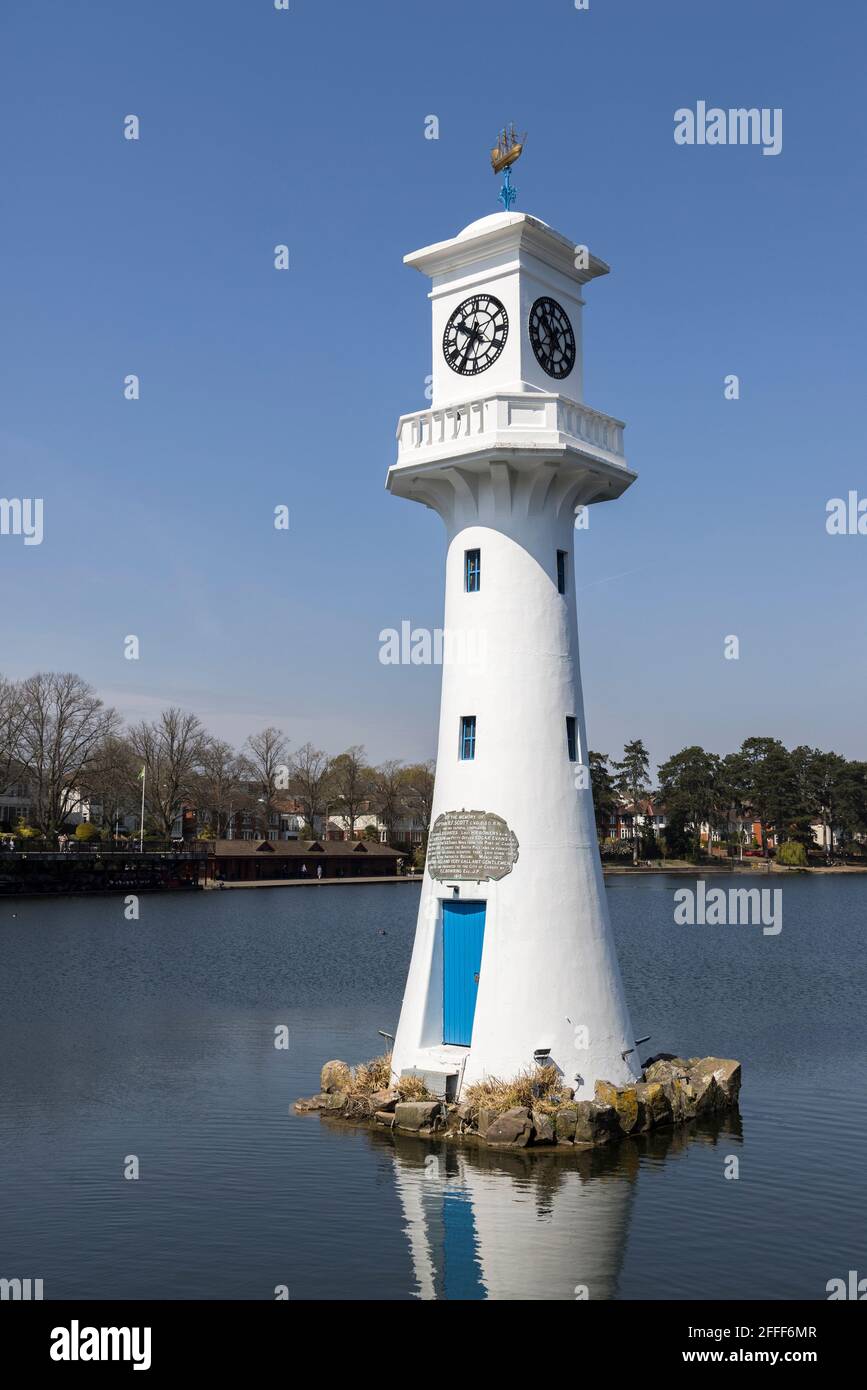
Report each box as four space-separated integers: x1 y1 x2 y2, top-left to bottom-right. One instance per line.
0 875 864 1301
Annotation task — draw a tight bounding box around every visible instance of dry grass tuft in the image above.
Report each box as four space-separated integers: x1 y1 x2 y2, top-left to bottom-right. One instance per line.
351 1053 393 1095
342 1093 373 1118
327 1053 439 1112
463 1064 564 1117
396 1072 436 1102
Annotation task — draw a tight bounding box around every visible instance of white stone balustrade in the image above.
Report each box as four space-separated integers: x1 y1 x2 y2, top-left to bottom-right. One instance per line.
395 393 626 467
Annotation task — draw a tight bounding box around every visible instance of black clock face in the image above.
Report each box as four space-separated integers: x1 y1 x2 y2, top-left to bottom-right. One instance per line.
443 294 508 376
529 297 576 379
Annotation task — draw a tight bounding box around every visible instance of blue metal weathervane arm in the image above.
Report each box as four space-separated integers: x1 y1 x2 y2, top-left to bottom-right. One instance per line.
498 163 517 211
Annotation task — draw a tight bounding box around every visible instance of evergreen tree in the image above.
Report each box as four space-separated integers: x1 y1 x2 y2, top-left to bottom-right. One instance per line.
588 751 618 842
658 745 723 861
725 737 798 858
613 739 651 865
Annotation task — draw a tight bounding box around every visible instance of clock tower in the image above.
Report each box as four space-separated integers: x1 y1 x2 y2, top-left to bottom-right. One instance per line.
387 207 641 1100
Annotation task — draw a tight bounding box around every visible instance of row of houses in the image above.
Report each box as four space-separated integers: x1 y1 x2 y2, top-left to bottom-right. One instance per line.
0 778 427 850
601 798 839 853
170 799 427 849
0 781 129 837
0 777 844 855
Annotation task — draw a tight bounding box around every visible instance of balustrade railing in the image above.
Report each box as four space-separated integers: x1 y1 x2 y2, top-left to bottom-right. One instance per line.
396 393 625 460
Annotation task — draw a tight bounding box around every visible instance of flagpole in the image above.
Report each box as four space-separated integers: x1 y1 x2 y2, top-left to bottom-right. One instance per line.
139 766 146 853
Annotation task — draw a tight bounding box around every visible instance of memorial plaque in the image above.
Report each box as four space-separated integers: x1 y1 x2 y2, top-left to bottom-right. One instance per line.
427 809 519 882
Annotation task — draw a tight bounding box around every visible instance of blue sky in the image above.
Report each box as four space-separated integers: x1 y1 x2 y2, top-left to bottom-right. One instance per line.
1 0 864 771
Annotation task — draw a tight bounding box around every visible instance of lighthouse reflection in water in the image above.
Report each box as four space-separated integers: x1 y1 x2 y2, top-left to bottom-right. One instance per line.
369 1116 741 1301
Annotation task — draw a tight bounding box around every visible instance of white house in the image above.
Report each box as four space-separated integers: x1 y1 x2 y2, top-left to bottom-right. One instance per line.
0 775 32 828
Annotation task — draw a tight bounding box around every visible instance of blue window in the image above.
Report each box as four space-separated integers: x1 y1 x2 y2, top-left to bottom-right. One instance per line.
465 548 481 592
459 716 476 760
557 550 568 594
566 716 578 762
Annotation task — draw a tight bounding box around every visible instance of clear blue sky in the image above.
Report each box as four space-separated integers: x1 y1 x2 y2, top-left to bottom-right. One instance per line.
1 0 864 771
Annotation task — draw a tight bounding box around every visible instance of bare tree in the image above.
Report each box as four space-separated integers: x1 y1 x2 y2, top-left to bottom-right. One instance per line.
401 759 435 836
194 738 246 837
0 674 27 795
79 732 141 835
16 672 119 835
290 742 332 835
373 759 406 844
329 745 373 839
127 708 205 838
242 727 289 838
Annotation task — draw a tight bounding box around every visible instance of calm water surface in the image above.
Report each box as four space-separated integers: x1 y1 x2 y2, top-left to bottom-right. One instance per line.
0 875 864 1300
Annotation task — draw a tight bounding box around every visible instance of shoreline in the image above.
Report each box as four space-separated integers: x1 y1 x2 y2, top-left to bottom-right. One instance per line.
204 874 421 890
205 863 867 889
2 865 864 902
601 861 867 875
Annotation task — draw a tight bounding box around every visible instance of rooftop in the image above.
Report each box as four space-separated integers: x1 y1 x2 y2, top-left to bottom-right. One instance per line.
210 838 402 858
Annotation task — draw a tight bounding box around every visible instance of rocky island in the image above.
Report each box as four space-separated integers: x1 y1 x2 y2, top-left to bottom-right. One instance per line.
294 1053 742 1150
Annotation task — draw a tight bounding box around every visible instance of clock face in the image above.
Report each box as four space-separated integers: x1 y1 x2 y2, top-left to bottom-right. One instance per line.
529 296 576 379
443 294 509 376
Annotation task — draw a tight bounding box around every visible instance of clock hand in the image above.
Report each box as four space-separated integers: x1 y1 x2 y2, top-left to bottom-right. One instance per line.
470 318 495 357
456 318 483 366
455 328 479 369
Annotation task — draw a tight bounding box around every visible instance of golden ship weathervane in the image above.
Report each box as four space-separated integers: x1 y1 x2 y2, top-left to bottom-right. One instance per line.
490 124 527 210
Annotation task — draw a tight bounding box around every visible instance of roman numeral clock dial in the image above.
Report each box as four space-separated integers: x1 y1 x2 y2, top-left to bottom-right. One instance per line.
529 296 575 379
443 294 508 375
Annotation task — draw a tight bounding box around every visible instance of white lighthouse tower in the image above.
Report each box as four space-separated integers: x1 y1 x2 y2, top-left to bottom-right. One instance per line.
388 193 641 1101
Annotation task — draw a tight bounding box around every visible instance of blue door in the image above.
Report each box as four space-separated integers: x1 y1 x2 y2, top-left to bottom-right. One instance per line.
443 901 486 1045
